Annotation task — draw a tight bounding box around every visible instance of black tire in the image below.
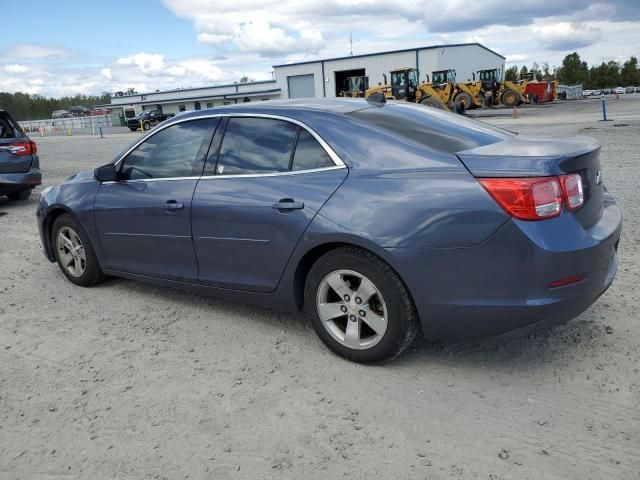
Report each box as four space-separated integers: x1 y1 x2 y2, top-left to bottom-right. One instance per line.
129 128 136 131
419 95 446 110
143 121 151 131
454 91 473 111
501 89 519 107
52 213 105 287
7 188 32 201
304 247 419 363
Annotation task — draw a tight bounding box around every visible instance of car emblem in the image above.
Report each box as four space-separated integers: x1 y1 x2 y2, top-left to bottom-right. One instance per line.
595 170 602 185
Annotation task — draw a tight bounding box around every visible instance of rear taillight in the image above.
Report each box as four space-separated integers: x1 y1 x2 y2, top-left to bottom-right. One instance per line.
559 173 584 210
480 173 585 221
8 141 37 156
479 177 562 220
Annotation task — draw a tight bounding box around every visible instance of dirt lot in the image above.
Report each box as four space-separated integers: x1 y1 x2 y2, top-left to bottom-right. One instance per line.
1 98 639 480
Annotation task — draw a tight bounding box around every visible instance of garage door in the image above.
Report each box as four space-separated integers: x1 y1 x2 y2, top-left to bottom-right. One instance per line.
287 74 315 98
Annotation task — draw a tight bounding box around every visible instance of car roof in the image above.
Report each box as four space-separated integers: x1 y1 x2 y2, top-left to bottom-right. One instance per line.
177 98 378 121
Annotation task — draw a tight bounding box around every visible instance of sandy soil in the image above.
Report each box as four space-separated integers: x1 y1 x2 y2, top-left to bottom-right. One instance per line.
1 97 639 479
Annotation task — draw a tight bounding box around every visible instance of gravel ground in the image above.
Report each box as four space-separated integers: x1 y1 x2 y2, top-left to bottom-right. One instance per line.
1 98 639 480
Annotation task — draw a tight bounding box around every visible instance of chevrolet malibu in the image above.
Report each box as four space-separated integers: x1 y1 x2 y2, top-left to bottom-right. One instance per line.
37 99 622 363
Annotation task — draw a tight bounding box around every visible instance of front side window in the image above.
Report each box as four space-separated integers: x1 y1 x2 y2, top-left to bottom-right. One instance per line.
216 117 298 175
120 119 214 180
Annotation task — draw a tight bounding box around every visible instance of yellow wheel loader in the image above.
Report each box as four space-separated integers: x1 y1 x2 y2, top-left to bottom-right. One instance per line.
365 67 465 113
340 76 369 98
474 68 526 108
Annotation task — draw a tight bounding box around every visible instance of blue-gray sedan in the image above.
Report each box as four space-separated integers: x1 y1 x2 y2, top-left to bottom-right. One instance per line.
37 99 622 363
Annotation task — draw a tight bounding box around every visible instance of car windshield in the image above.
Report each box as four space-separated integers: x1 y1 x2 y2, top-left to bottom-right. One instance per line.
349 103 514 153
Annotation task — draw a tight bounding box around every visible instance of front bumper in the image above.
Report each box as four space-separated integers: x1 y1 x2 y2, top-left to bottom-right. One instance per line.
0 167 42 194
388 201 622 339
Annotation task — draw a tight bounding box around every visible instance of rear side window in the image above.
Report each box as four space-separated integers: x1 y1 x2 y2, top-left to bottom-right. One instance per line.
120 118 215 180
216 117 298 175
292 130 334 171
349 104 514 153
0 112 18 139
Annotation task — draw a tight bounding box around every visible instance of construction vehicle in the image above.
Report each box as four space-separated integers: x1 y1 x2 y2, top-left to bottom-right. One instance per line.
364 67 465 113
431 69 484 110
340 76 369 98
474 68 526 107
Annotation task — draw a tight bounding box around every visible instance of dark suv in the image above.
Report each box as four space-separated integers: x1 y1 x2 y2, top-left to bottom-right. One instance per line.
0 109 41 200
127 110 174 131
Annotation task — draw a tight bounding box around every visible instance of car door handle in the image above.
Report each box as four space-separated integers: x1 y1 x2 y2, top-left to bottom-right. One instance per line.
163 200 184 211
272 199 304 210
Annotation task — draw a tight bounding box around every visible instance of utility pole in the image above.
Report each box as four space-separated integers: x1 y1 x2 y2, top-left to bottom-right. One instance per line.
349 33 353 56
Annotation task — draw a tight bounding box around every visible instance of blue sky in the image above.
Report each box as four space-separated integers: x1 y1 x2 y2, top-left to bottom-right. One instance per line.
1 0 639 97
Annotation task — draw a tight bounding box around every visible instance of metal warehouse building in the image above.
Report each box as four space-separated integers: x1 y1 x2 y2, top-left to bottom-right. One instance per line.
106 42 504 125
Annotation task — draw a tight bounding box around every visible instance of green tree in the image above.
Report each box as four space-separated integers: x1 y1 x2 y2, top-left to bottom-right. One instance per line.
504 66 519 82
620 56 639 86
556 52 589 85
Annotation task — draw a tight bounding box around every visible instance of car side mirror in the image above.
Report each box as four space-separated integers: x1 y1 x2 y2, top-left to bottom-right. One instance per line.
94 163 118 182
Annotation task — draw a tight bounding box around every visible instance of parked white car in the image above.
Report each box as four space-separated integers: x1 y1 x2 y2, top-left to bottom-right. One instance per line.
583 90 593 96
614 87 625 94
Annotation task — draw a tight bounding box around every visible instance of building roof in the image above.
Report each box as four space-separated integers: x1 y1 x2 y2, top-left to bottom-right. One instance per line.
273 42 505 68
110 79 277 100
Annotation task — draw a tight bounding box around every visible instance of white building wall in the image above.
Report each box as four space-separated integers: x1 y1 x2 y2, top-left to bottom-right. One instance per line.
433 45 505 82
274 63 324 98
325 51 416 96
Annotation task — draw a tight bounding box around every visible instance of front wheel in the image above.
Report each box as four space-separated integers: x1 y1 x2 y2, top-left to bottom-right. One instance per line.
143 121 151 130
304 247 418 363
52 214 105 287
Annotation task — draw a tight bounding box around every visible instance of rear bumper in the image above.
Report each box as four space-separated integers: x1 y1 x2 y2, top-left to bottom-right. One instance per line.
388 201 622 339
0 167 42 194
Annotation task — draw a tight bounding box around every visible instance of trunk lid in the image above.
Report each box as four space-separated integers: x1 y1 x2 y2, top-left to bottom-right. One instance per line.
0 111 33 174
456 135 604 229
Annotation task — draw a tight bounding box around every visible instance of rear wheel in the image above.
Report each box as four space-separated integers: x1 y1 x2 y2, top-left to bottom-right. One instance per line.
7 188 32 201
143 121 151 131
304 247 418 363
501 89 519 107
52 214 105 287
419 95 446 110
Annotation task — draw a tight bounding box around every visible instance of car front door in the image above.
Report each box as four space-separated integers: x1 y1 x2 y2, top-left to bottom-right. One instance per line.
192 115 348 292
93 117 218 281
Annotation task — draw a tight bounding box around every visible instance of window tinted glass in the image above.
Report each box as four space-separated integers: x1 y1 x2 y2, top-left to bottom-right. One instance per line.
120 119 213 180
0 112 18 139
292 130 334 171
216 117 298 175
348 103 514 153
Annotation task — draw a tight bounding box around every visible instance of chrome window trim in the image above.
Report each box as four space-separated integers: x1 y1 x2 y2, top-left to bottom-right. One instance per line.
107 112 347 184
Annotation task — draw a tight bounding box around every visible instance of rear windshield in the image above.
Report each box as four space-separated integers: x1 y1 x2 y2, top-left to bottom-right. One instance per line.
348 103 514 153
0 112 19 139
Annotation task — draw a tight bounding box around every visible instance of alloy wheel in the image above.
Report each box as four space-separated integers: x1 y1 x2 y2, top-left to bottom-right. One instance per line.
56 226 86 277
316 269 388 350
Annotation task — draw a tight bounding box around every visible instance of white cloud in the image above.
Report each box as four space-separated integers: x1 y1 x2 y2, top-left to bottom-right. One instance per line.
117 53 165 73
4 64 29 73
100 68 112 80
11 44 68 58
506 54 529 63
533 22 602 51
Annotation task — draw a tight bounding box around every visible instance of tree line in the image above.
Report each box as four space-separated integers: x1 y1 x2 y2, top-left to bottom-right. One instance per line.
0 92 112 121
505 52 640 89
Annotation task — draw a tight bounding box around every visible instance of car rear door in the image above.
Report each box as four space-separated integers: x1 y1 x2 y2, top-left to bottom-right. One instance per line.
191 115 347 292
93 117 218 281
0 111 34 175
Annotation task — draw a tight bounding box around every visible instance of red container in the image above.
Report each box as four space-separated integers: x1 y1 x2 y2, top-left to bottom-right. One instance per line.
524 82 556 103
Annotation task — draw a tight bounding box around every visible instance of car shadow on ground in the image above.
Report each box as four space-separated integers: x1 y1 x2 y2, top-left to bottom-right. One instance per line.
99 275 607 372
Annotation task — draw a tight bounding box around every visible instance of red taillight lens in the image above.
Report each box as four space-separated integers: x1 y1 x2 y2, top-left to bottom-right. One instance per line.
8 141 36 156
479 177 562 220
559 173 584 210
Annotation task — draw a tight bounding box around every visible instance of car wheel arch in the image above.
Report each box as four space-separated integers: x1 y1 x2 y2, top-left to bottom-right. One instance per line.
43 206 76 260
292 240 413 312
